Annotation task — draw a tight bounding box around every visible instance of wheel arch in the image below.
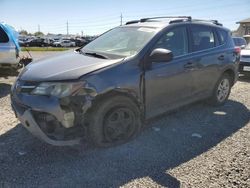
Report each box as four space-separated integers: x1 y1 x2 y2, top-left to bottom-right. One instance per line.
84 88 144 125
222 68 237 86
92 89 143 112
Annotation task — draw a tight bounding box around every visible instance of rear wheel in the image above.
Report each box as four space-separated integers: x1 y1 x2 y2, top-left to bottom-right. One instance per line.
87 96 141 147
208 73 232 106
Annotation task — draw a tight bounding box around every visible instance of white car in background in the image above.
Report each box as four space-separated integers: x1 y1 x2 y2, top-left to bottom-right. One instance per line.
239 43 250 74
53 40 76 47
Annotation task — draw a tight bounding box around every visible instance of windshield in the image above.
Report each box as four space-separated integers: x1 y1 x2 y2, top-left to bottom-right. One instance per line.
82 27 158 57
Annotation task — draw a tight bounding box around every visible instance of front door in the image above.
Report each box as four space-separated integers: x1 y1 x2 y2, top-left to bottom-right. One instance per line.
145 26 196 118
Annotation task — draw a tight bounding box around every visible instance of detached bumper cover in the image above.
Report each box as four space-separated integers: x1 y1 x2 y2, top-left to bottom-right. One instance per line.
12 105 80 146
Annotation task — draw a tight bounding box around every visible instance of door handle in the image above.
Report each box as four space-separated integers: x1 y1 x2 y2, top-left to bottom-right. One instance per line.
218 55 225 61
184 62 195 69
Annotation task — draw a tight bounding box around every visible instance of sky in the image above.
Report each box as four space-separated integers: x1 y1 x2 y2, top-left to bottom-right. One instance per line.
0 0 249 35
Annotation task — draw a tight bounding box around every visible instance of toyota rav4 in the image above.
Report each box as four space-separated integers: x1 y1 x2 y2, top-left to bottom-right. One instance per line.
11 16 240 147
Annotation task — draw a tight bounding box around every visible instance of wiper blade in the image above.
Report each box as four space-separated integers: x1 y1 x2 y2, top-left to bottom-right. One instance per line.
83 51 108 59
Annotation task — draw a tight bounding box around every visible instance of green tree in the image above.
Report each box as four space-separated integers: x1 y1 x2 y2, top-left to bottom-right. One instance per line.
34 31 44 36
19 30 28 35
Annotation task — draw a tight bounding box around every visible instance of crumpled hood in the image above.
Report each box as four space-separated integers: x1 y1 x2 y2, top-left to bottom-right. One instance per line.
20 51 123 81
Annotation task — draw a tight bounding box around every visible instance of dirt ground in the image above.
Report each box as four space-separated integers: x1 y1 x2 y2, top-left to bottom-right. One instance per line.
0 52 249 187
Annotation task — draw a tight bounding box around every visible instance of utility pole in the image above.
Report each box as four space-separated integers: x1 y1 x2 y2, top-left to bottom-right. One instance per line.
38 24 40 32
66 21 69 36
120 13 123 26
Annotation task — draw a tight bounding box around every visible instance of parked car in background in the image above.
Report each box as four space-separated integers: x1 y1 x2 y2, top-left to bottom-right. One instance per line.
83 36 97 44
53 40 76 47
18 39 25 47
11 16 240 147
24 38 49 47
70 38 88 47
45 38 55 46
232 37 247 49
0 22 20 69
239 43 250 74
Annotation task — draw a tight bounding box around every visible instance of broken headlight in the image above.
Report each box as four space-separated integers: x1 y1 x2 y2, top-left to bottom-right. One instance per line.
32 82 84 98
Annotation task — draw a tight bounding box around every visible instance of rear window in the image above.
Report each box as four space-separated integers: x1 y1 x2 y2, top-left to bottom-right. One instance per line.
218 29 228 45
0 26 9 43
233 37 247 46
190 25 215 52
239 38 247 45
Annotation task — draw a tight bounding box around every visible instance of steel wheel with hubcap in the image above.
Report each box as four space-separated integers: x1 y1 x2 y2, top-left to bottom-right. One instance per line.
87 96 141 147
103 107 136 142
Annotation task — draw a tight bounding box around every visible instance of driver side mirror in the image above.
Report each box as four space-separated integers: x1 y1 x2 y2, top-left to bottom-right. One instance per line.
149 48 173 63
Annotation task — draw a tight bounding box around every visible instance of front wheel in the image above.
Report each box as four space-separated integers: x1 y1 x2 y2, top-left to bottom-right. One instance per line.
87 96 142 147
208 73 232 106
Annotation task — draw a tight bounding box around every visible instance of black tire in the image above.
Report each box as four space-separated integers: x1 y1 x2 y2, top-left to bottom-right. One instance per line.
208 73 232 106
87 96 142 147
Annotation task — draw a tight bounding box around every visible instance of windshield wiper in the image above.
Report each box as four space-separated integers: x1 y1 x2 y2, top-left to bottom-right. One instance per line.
78 49 108 59
85 52 108 59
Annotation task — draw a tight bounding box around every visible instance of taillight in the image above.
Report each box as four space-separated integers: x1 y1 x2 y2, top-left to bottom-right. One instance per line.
234 46 241 54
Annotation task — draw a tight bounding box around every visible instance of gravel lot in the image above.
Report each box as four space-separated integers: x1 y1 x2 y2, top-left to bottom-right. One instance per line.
0 52 249 187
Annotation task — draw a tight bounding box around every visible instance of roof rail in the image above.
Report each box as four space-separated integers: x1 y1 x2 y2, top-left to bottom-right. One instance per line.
125 16 223 26
140 16 192 23
192 19 223 26
125 16 191 25
125 20 140 25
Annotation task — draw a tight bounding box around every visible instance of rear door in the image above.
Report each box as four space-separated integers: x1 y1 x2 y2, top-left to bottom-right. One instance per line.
187 24 222 95
145 26 196 118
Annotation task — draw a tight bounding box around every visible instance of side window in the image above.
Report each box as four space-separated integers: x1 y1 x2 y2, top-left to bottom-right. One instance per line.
217 29 228 45
0 27 9 43
191 26 215 52
154 27 188 57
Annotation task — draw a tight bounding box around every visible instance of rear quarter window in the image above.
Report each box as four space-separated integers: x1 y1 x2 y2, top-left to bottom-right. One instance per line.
0 26 9 43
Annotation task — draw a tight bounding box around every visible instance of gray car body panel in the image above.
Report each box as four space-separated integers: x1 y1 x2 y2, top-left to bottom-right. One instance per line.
20 50 124 81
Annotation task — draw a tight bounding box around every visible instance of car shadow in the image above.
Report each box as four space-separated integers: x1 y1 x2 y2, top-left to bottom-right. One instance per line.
0 100 249 187
0 83 11 98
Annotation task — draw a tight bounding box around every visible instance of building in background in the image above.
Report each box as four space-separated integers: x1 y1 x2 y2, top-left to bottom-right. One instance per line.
235 18 250 43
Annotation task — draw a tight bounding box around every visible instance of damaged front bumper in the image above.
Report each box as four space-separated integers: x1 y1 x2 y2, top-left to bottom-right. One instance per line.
11 81 94 146
13 108 81 146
